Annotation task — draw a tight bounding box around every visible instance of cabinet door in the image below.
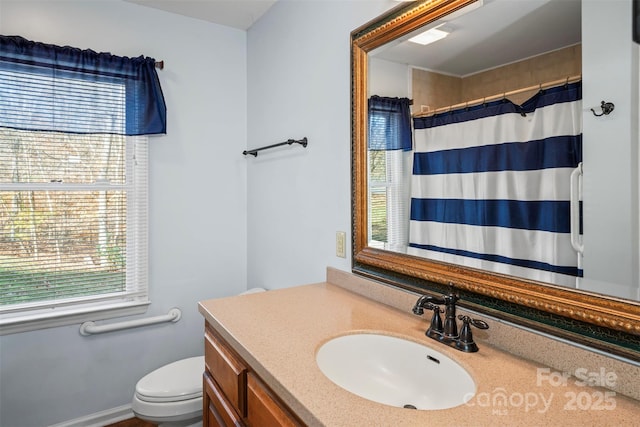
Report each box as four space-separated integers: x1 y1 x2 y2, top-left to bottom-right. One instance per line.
205 326 247 416
246 373 302 427
203 373 245 427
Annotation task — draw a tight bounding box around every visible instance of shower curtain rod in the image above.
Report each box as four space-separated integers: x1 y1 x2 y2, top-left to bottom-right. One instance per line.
414 74 582 118
155 60 164 70
243 137 308 157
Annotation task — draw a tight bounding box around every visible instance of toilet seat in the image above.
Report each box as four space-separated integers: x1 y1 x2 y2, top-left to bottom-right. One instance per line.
135 356 204 403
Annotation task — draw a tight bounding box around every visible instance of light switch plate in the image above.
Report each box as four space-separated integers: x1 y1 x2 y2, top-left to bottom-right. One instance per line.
336 231 346 258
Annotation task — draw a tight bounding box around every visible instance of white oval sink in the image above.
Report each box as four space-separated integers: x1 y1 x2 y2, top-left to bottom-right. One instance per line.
316 333 475 410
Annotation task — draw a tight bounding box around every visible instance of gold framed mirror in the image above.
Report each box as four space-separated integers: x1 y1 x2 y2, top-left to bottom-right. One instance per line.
351 0 640 357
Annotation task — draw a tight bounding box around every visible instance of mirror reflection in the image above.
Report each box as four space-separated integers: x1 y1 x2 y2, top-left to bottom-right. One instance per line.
366 0 639 301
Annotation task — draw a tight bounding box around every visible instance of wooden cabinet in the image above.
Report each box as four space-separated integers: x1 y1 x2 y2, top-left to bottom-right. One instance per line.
204 325 247 417
204 324 303 427
203 372 244 427
246 373 300 427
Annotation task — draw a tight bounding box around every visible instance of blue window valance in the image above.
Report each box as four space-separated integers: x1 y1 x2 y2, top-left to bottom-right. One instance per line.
0 35 166 135
368 95 412 151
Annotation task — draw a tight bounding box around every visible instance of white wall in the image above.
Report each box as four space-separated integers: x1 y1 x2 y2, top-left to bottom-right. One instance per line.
0 1 248 426
246 0 396 290
582 0 640 298
369 57 410 98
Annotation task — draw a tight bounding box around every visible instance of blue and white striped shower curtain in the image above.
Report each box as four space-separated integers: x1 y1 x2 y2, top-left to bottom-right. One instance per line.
409 82 582 286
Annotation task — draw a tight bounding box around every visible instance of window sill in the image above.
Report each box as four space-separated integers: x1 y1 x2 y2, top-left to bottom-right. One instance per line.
0 301 150 335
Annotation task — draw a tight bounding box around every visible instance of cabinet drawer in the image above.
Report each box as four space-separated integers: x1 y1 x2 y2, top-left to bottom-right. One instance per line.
205 326 247 416
246 373 302 427
204 373 245 427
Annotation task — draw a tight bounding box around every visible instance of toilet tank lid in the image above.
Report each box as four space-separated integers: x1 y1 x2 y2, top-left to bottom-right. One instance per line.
135 356 204 402
240 287 266 295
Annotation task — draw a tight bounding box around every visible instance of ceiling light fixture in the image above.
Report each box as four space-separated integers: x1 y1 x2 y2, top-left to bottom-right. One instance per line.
406 0 483 46
408 24 450 45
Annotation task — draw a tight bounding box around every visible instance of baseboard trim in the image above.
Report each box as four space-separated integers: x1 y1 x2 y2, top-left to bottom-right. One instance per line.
48 404 134 427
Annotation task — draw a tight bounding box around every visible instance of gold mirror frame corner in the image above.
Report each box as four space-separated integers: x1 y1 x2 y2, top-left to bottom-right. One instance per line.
350 0 640 344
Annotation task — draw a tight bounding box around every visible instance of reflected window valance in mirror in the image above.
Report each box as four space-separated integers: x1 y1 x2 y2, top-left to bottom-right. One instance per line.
351 0 640 360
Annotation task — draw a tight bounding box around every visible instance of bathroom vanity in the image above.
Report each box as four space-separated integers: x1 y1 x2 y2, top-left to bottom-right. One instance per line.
203 322 302 426
198 268 640 426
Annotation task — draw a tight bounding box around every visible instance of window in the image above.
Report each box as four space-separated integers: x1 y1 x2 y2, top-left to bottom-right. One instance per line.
368 149 411 251
367 96 412 252
0 36 165 333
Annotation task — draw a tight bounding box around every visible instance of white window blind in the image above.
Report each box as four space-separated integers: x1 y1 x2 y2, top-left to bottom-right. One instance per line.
0 60 149 333
368 149 411 252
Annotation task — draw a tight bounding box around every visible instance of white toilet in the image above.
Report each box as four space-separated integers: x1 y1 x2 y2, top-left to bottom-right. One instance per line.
132 356 205 427
132 288 266 426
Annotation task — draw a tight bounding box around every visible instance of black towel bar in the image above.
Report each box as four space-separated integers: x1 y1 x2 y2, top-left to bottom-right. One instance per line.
243 137 308 157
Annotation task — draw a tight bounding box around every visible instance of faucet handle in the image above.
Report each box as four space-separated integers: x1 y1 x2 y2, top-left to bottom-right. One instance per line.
455 315 489 353
427 304 444 334
460 315 489 330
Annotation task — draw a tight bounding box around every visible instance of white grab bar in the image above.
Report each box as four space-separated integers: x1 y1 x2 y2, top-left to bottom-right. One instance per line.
79 308 181 336
570 162 584 254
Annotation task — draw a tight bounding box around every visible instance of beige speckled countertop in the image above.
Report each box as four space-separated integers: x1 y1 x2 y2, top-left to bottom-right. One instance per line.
198 280 639 426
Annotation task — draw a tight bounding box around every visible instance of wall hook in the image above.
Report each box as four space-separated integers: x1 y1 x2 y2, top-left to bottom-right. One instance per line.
591 101 615 117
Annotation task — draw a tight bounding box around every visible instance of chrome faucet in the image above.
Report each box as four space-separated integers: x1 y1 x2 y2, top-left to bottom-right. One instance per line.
412 284 489 353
